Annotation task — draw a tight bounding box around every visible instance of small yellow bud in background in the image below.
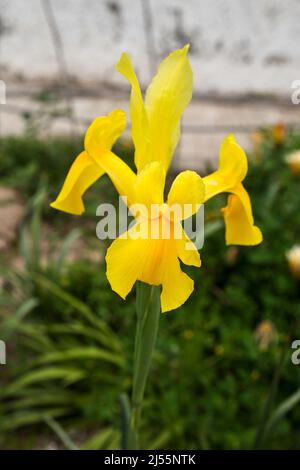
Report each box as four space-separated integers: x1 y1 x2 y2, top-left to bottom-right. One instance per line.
251 130 264 163
225 246 239 266
251 370 261 381
285 150 300 175
183 329 194 341
286 245 300 279
214 344 225 356
254 320 278 351
271 122 286 146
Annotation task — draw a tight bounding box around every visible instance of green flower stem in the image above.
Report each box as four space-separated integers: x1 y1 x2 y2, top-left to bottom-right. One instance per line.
129 282 161 449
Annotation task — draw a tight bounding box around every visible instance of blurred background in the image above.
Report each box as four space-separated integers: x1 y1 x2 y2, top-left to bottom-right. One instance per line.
0 0 300 450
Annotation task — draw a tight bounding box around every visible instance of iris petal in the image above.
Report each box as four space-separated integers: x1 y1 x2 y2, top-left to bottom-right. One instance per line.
105 224 146 300
203 134 262 246
161 254 194 313
106 218 196 312
116 46 193 172
51 109 128 214
175 225 201 267
203 134 248 201
50 151 104 215
85 109 137 204
222 185 263 246
135 161 165 211
115 53 150 173
167 170 205 220
145 45 193 171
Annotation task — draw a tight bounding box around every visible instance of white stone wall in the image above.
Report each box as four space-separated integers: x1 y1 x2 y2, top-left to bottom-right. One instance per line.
0 0 299 96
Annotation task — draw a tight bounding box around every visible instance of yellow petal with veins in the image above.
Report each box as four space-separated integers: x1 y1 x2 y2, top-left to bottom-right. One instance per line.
116 46 193 173
145 45 193 171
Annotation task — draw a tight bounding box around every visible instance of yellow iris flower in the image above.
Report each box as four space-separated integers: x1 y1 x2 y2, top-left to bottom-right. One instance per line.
51 45 262 312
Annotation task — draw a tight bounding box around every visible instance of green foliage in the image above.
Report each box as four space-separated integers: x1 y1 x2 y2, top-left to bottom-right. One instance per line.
0 135 81 196
0 193 125 448
1 128 300 449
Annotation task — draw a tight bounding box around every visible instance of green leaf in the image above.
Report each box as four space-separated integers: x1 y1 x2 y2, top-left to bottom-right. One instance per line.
81 427 118 450
32 273 121 349
2 367 86 396
2 297 39 340
44 416 78 450
35 347 124 368
265 388 300 439
55 228 81 275
0 408 70 431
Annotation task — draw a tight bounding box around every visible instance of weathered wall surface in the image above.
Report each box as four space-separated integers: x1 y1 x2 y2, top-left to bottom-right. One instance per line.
0 0 299 96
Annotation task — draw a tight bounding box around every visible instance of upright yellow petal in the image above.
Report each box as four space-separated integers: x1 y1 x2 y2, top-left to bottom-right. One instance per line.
203 134 248 202
115 53 150 172
50 151 104 215
219 134 248 183
167 170 205 220
222 184 263 246
135 161 165 212
145 45 193 171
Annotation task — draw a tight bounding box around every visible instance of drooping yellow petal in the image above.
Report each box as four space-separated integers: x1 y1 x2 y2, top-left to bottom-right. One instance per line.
167 170 205 220
145 45 193 171
202 135 262 246
222 184 263 246
106 218 196 312
84 110 137 206
105 224 146 300
203 134 248 202
50 151 104 215
161 251 194 313
175 224 201 267
135 161 165 212
84 109 126 155
51 110 127 215
115 53 149 172
106 218 169 298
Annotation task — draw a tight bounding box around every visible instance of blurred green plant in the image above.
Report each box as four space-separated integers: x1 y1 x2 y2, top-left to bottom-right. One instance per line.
0 190 125 449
